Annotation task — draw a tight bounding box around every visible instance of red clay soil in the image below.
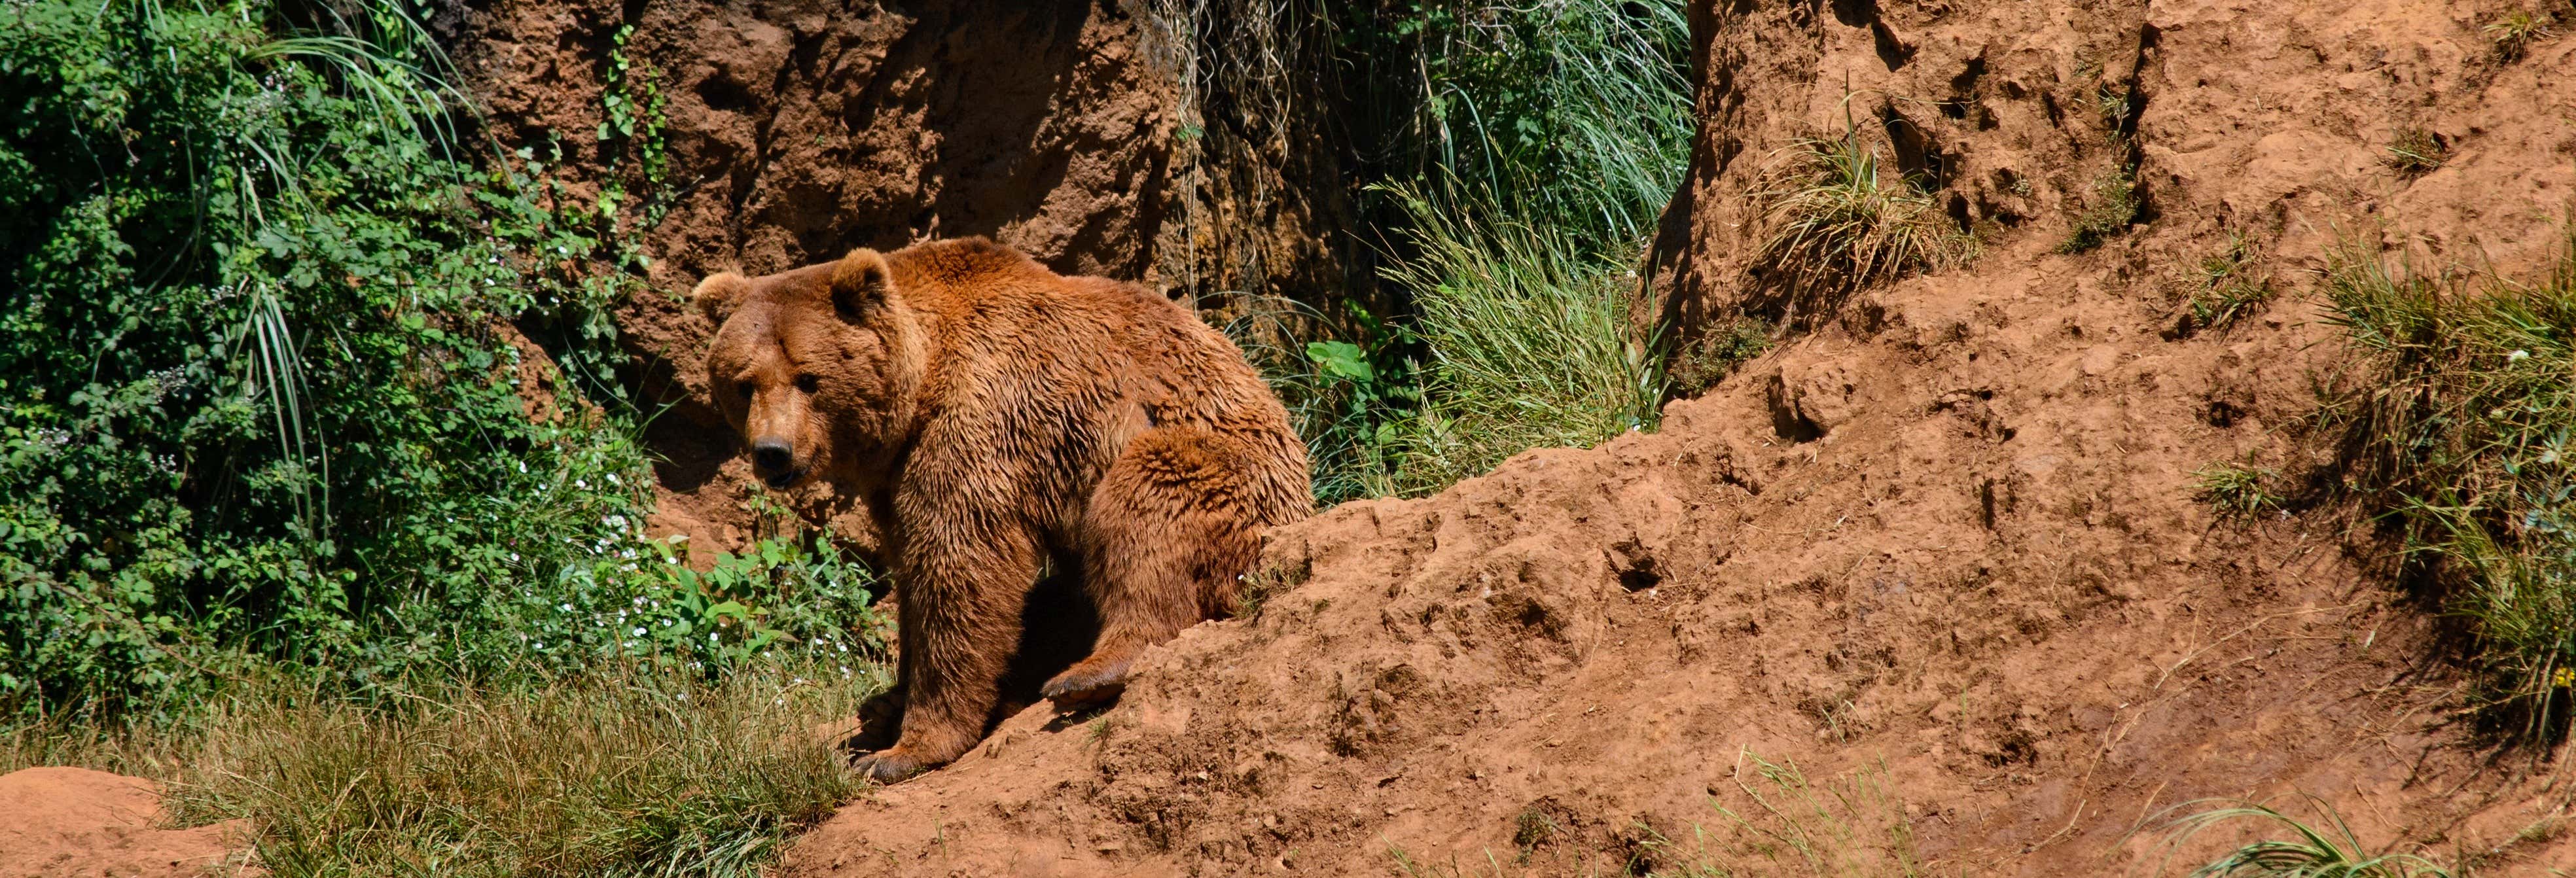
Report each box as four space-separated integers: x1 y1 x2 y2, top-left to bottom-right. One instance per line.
0 767 251 878
773 0 2576 875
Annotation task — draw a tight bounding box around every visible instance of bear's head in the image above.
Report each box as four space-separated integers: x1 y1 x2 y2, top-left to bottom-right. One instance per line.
693 249 927 491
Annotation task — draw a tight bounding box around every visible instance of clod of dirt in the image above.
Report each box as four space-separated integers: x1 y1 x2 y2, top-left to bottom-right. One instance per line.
0 767 253 877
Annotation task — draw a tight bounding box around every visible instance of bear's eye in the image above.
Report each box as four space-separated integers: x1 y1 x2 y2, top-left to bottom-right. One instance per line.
795 374 819 394
734 380 755 399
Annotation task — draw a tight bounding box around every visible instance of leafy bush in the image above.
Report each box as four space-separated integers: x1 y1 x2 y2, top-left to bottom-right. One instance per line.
0 1 877 718
2321 222 2576 739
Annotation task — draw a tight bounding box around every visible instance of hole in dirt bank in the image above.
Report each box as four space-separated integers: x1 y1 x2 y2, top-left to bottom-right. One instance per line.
1766 377 1825 443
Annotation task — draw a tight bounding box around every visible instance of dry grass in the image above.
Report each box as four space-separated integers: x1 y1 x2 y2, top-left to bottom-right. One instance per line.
6 659 883 877
1753 132 1972 325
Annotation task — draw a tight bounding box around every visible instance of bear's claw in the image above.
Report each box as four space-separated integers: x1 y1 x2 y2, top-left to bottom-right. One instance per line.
851 747 931 784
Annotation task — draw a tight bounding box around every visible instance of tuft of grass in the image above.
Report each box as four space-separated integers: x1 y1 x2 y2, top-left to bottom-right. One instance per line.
92 660 882 877
2484 10 2551 61
2384 128 2449 176
2147 797 2455 877
2058 158 2142 253
1754 131 1971 324
2196 461 2285 519
2179 233 2276 335
1378 185 1665 497
2319 219 2576 739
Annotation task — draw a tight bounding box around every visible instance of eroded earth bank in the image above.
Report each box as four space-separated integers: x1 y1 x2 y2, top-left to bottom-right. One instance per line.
759 0 2576 875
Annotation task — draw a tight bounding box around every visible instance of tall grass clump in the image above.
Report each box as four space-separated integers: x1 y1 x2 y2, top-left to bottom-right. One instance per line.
1753 130 1969 325
1356 0 1695 244
1226 0 1691 502
1380 186 1661 495
2321 220 2576 740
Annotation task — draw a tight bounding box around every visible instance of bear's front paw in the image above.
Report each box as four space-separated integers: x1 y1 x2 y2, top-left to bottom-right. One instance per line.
851 746 935 784
1040 661 1130 709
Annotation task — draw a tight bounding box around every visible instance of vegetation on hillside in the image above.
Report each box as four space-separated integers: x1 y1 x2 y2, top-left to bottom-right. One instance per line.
1189 0 1694 502
0 1 884 871
2322 221 2576 741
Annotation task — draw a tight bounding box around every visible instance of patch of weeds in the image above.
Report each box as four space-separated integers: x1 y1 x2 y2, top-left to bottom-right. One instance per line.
2177 233 2276 336
2196 461 2285 519
1229 562 1302 619
1754 128 1973 324
2319 219 2576 739
2384 128 2449 176
2484 9 2552 61
2058 154 2141 253
1513 805 1564 854
1636 750 1926 877
1667 314 1776 398
2145 796 2455 877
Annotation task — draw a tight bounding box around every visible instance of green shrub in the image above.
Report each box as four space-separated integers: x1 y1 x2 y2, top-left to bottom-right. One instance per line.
2321 221 2576 739
2196 461 2283 519
2384 128 2448 176
0 1 876 717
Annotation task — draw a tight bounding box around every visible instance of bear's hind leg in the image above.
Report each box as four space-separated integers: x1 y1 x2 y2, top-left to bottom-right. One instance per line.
1043 427 1262 707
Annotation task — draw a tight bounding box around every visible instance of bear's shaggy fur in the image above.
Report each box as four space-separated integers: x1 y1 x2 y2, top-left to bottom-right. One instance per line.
693 237 1310 781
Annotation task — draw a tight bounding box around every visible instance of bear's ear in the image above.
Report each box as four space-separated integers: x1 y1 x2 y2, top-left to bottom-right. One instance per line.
829 249 898 321
692 272 751 324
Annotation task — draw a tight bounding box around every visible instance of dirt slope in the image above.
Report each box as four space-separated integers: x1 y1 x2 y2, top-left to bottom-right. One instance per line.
0 767 251 877
777 0 2576 875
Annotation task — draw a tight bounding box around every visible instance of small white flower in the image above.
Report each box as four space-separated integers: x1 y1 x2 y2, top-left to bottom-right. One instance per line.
709 631 719 643
633 627 647 637
2510 349 2531 362
560 603 572 612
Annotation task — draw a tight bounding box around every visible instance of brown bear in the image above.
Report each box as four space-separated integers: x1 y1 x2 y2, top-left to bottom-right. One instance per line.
692 237 1311 781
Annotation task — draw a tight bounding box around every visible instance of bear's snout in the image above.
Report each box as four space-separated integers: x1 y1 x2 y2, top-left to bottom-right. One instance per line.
747 438 793 486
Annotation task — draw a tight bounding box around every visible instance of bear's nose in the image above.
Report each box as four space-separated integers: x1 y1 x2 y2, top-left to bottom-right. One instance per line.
751 438 793 472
